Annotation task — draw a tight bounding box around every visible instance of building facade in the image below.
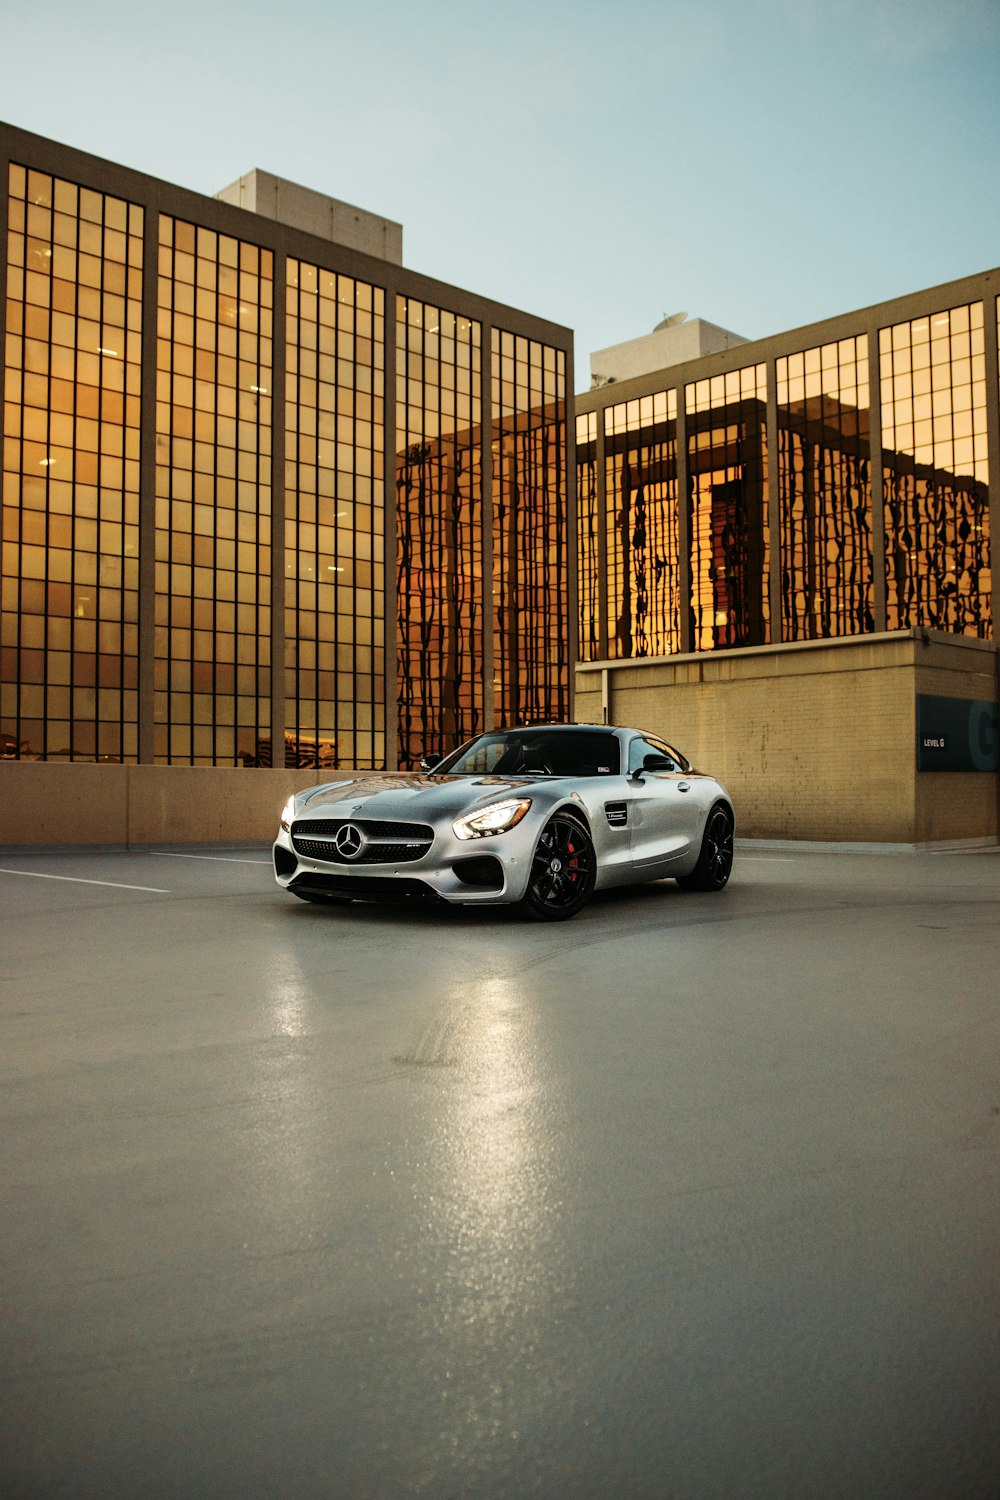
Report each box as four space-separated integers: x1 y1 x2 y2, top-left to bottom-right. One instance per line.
0 124 573 771
576 270 998 666
574 275 999 844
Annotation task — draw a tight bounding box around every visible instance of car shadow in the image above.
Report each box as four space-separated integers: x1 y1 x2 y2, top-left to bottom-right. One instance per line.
278 876 707 930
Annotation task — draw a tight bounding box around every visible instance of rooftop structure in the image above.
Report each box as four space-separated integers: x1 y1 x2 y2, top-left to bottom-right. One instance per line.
590 313 747 387
215 169 403 265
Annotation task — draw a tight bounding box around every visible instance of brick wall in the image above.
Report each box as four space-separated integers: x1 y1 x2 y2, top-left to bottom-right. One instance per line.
575 630 998 845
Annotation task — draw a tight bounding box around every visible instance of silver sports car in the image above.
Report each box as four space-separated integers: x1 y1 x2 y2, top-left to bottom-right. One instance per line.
273 723 734 921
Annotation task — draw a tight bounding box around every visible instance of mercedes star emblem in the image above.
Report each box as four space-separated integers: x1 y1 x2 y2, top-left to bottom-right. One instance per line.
334 823 364 860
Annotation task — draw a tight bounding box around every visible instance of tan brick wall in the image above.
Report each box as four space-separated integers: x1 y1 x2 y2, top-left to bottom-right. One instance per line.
575 631 999 844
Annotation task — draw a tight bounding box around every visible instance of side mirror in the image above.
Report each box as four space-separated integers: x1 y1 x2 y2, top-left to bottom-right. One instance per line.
642 753 677 772
419 751 443 772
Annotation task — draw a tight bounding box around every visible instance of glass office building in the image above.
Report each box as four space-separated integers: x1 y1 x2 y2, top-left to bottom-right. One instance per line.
0 124 572 768
576 275 998 662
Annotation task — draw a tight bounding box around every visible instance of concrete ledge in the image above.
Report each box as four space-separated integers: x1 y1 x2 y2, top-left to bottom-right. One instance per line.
738 837 1000 855
0 763 130 846
0 764 406 847
575 626 998 673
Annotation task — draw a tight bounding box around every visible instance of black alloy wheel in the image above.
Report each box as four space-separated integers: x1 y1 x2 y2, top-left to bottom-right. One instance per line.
677 803 734 892
519 813 596 921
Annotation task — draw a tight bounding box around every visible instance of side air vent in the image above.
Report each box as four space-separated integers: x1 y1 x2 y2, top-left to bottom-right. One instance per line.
605 801 628 828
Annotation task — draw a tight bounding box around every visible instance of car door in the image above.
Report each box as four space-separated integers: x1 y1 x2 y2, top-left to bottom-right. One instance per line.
625 734 703 870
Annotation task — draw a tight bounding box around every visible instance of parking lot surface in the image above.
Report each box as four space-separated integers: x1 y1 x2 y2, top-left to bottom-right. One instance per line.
2 844 998 1499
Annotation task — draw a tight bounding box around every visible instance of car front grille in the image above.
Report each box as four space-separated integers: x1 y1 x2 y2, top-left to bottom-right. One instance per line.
291 818 434 865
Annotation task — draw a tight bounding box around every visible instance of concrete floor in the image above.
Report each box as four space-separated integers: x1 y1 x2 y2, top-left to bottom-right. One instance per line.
1 844 998 1499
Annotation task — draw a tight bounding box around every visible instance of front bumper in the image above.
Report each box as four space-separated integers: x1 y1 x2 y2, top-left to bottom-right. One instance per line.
272 819 538 905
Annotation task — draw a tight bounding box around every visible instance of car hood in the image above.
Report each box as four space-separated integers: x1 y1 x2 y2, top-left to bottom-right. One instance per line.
294 773 542 824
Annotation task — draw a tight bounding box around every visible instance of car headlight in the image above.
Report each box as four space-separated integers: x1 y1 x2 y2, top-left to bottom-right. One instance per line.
453 798 532 840
279 796 295 832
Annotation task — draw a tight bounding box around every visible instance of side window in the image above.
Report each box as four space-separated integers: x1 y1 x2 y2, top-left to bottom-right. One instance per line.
627 736 660 773
627 736 681 773
657 740 688 771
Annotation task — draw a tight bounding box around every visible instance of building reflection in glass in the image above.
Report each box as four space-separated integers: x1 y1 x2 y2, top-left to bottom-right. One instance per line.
154 218 273 764
777 337 873 640
395 297 482 767
285 261 385 770
2 165 142 761
577 295 995 658
576 411 599 663
880 303 990 635
491 331 569 725
605 391 680 659
685 366 769 650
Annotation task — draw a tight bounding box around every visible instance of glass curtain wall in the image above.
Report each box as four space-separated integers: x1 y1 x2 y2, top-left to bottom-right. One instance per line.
605 391 680 659
685 366 769 651
154 218 273 764
2 164 142 762
777 337 873 640
576 410 599 662
395 297 482 766
880 302 990 635
285 261 384 770
491 330 569 725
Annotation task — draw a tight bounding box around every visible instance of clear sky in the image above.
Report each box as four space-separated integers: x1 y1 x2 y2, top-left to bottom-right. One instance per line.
3 0 998 388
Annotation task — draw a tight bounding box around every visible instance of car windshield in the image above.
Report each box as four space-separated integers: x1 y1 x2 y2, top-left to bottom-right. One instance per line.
438 729 621 778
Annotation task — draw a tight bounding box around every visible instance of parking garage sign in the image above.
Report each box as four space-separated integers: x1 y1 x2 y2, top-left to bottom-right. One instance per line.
916 695 999 771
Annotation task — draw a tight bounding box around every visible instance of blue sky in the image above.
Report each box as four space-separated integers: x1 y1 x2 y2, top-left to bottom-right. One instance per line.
3 0 998 387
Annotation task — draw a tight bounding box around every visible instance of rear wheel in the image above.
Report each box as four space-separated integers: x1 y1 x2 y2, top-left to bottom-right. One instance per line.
676 803 734 892
518 813 596 921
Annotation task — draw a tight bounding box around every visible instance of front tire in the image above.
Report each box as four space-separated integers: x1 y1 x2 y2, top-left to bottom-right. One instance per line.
518 813 596 921
676 803 734 892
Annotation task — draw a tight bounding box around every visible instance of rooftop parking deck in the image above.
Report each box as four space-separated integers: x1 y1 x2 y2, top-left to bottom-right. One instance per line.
2 846 998 1498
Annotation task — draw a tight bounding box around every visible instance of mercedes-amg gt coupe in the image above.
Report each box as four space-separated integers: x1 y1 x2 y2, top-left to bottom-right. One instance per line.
273 723 734 921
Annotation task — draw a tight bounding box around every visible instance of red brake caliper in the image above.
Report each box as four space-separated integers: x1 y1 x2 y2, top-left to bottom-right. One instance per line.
567 837 578 885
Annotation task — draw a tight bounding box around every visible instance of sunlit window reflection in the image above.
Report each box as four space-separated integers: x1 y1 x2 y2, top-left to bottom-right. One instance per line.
492 331 569 724
396 297 482 767
604 391 680 658
777 337 872 640
576 411 600 662
432 978 554 1293
154 217 273 764
880 303 990 635
686 367 769 651
1 164 142 762
285 261 385 770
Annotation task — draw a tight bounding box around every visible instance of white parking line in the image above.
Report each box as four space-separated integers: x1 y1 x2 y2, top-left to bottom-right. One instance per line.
0 868 170 893
148 852 270 865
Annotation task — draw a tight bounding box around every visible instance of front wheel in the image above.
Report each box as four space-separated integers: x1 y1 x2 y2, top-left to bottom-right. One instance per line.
676 803 734 892
517 814 596 921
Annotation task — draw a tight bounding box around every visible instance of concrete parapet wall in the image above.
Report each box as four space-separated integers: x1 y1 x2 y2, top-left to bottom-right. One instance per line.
0 764 399 848
575 630 999 844
3 632 997 848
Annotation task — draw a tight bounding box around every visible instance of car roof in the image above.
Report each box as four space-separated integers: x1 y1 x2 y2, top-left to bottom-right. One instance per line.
497 721 619 733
